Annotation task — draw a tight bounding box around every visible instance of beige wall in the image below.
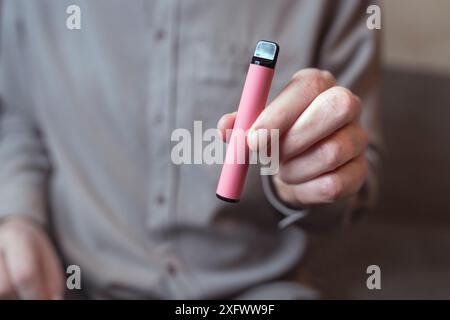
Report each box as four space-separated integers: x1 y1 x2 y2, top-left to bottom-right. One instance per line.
382 0 450 74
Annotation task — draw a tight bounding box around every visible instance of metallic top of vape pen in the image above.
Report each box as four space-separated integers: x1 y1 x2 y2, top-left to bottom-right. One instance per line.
251 40 279 69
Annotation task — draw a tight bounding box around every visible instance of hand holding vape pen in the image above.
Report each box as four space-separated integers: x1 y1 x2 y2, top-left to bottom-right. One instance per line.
216 40 279 202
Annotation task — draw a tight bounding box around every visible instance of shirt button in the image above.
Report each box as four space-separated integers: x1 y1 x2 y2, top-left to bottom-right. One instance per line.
155 29 166 41
154 113 163 124
156 194 166 205
166 262 177 276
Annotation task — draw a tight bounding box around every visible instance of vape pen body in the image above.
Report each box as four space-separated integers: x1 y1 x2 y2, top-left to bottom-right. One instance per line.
216 41 279 202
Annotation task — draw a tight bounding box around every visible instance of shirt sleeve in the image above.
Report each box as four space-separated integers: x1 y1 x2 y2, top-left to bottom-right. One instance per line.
262 0 382 231
0 2 50 227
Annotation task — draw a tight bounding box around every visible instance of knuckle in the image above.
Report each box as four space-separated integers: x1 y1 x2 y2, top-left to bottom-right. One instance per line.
320 70 336 84
334 86 353 104
292 68 321 81
320 175 343 202
310 78 326 95
291 68 332 95
329 87 356 122
321 141 343 169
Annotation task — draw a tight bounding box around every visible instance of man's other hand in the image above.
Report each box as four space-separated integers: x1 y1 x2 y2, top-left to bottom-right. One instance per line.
0 218 64 299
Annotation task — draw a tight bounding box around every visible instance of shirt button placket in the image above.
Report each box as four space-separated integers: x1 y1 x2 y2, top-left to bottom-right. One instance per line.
146 1 175 231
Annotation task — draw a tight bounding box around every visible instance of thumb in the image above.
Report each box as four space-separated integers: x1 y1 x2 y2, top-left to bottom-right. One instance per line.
216 112 236 143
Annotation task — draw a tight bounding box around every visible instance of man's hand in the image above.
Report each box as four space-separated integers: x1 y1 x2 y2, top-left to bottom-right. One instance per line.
217 69 368 207
0 217 64 299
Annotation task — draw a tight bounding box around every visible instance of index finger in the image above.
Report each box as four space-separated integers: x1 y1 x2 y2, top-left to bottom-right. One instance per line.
247 69 335 151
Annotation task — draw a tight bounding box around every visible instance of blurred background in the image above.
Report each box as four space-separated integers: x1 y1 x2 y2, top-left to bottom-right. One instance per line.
304 0 450 299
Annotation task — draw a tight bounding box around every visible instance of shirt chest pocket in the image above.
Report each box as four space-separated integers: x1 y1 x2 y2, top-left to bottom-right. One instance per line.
189 39 254 120
195 40 251 87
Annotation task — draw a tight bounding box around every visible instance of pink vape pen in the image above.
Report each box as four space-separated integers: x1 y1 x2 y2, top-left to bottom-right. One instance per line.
216 40 279 202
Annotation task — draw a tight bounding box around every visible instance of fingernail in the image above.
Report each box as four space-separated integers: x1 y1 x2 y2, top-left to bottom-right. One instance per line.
52 294 63 300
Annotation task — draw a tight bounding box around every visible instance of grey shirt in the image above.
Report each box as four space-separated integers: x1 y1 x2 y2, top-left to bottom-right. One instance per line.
0 0 380 299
